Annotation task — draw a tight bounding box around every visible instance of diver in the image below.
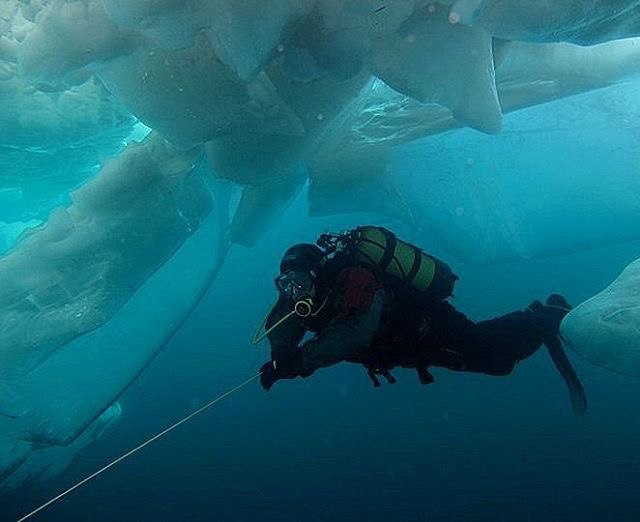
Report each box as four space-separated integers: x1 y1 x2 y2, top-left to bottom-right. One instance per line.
255 226 587 414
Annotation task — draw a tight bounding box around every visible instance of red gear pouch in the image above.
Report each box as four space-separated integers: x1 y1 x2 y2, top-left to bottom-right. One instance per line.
338 267 382 315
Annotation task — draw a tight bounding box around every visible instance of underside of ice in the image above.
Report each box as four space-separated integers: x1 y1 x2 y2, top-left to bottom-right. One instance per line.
449 0 640 45
2 0 640 492
0 133 211 380
1 195 223 490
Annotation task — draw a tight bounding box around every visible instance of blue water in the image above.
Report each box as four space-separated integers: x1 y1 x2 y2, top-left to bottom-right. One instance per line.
4 192 640 521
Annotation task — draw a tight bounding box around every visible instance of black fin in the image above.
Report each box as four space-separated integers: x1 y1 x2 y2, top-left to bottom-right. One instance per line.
546 335 587 416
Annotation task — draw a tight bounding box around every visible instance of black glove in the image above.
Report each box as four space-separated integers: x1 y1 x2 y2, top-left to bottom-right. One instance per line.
259 361 283 391
259 351 311 391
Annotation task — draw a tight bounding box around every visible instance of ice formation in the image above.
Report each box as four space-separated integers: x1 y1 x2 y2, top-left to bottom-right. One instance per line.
393 80 640 264
1 200 222 490
449 0 640 45
0 133 211 380
562 258 640 378
1 0 640 491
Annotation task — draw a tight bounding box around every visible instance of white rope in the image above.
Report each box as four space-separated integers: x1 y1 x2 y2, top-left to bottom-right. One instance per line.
17 373 261 522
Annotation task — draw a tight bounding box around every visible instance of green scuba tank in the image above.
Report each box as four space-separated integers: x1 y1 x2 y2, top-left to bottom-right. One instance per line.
338 226 458 302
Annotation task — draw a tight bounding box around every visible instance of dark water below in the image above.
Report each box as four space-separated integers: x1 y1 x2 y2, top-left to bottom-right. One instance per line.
3 207 640 522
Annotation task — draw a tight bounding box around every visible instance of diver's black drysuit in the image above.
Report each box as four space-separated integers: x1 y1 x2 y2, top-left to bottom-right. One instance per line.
265 257 564 385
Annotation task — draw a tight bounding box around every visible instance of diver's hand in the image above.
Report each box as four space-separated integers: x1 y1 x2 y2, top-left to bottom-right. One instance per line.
259 361 280 391
259 353 312 391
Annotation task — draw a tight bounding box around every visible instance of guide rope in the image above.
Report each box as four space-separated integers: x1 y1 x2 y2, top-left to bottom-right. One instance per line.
17 373 261 522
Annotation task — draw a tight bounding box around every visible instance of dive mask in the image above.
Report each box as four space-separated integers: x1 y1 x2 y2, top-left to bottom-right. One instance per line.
276 270 315 301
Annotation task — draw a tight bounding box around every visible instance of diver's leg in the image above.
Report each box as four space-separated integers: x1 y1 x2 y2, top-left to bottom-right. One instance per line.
427 302 546 376
427 298 587 413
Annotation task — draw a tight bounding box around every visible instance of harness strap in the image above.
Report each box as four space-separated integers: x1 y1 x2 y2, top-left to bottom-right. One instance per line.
378 230 396 272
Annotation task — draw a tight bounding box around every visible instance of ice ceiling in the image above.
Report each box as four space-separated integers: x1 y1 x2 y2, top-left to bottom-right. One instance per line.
1 0 640 492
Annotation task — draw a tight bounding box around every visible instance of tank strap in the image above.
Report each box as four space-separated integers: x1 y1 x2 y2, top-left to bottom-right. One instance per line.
378 229 396 271
406 245 423 284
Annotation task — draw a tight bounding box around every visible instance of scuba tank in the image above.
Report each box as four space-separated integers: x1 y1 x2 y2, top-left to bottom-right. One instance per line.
318 226 458 303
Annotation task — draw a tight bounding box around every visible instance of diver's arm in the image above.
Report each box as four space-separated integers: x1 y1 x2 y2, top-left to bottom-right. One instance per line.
299 289 384 371
266 294 305 370
260 295 308 391
260 266 383 391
